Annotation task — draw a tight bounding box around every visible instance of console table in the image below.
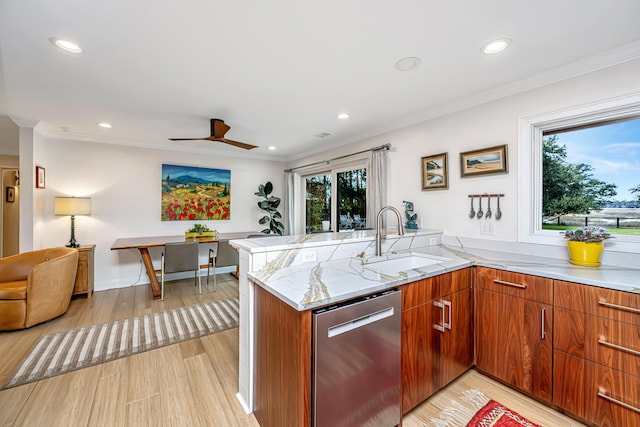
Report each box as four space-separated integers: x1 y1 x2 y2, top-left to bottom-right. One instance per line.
111 233 252 299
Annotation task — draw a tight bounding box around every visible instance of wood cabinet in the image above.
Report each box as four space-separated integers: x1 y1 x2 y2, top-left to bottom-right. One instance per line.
254 285 312 427
474 267 553 402
400 268 473 413
554 280 640 426
73 245 95 297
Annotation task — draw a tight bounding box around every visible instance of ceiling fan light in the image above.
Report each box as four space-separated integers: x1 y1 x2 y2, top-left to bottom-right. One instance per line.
337 113 350 120
267 146 276 150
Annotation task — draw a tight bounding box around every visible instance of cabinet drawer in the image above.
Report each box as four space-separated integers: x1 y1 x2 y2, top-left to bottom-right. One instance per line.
440 268 472 297
585 285 640 325
401 277 439 311
476 267 552 304
586 315 640 377
554 280 586 312
588 361 640 427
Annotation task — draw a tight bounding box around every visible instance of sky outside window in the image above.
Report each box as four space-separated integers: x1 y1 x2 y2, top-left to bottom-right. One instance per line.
555 118 640 202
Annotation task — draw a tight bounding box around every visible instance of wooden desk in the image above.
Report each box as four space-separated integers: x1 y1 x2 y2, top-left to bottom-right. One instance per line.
111 233 250 299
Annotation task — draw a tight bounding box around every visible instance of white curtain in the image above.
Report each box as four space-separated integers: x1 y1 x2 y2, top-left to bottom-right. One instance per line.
366 149 387 229
284 171 295 235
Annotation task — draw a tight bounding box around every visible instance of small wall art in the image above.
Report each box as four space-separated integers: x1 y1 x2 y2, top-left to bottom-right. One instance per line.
35 166 45 188
161 164 231 221
421 152 448 190
460 144 508 178
6 186 15 203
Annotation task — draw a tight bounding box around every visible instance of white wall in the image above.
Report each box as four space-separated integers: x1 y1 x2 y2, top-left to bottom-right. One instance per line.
37 138 285 291
288 59 640 246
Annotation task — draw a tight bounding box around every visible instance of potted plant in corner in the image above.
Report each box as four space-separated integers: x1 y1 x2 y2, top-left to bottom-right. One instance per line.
255 181 284 235
562 226 611 267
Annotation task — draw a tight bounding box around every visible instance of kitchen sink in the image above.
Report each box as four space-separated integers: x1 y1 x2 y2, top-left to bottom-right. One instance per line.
362 253 451 275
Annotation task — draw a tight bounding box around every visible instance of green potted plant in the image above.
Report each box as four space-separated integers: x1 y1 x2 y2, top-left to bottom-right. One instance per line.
562 226 611 267
185 223 216 238
255 181 284 235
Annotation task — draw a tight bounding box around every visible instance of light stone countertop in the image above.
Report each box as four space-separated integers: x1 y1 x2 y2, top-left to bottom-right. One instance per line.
248 243 640 311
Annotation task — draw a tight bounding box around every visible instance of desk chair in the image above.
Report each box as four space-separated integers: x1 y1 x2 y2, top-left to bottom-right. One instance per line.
161 241 201 300
207 242 219 291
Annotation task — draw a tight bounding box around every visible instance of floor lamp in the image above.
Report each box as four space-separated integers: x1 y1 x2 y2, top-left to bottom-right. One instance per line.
54 196 92 248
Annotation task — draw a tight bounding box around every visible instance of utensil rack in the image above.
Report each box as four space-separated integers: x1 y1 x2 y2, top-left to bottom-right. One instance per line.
468 193 505 221
468 193 504 198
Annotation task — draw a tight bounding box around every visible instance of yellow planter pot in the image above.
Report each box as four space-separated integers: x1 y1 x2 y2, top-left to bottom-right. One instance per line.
567 240 604 267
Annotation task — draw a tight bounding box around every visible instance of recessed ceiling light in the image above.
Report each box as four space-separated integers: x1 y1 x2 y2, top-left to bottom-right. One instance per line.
267 146 276 150
337 113 350 120
49 37 83 54
394 57 421 71
480 38 511 54
98 122 112 128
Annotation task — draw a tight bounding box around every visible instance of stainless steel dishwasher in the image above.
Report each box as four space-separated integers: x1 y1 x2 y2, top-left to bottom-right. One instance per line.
313 289 401 427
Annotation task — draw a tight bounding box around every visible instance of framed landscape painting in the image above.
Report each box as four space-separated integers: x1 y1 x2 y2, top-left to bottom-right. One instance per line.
460 144 508 178
161 164 231 221
421 152 448 190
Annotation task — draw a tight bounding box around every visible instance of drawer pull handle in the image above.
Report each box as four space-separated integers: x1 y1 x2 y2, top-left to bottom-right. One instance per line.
433 301 445 333
598 300 640 314
597 391 640 414
541 307 546 340
598 339 640 357
493 279 527 289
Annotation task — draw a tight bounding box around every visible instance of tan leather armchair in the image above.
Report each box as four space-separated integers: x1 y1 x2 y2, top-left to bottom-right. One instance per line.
0 247 79 331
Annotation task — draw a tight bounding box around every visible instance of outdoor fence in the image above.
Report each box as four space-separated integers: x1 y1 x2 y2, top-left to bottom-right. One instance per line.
547 214 640 228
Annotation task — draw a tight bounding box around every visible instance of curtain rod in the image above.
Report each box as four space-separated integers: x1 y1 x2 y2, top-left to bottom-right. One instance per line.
284 143 391 173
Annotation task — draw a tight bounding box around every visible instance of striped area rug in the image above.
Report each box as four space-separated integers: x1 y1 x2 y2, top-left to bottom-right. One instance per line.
3 297 239 389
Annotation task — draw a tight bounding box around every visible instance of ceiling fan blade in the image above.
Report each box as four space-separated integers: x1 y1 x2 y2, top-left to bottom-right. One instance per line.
217 138 258 150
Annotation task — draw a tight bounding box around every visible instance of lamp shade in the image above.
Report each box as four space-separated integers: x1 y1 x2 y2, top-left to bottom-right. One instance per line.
54 197 92 216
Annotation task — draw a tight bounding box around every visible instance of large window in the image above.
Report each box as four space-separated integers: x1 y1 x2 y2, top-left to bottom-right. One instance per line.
542 119 640 235
304 166 367 233
518 93 640 250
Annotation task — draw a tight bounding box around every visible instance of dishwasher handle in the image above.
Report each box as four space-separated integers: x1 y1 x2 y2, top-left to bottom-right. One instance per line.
327 307 395 338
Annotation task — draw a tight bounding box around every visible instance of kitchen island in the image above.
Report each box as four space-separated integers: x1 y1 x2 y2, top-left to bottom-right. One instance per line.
231 231 640 426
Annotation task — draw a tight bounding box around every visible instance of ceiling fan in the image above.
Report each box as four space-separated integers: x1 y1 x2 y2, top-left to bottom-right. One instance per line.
169 118 257 150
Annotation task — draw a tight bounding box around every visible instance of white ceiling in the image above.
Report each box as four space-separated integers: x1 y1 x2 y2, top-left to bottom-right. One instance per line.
1 0 640 161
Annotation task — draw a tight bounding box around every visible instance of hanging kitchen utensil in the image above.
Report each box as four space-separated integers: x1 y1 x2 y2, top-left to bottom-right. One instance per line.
477 195 484 219
485 195 492 219
495 195 502 220
469 196 476 218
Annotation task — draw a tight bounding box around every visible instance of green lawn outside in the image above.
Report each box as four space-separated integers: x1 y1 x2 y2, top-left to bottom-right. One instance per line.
542 225 640 235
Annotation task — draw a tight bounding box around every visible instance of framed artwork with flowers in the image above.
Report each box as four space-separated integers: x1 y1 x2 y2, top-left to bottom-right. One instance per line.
161 164 231 221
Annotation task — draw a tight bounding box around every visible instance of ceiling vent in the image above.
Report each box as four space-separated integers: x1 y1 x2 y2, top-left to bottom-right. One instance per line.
315 132 332 138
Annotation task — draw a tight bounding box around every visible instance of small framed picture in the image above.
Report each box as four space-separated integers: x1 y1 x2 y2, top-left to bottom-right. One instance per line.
460 144 508 178
36 166 46 188
6 186 15 203
421 152 448 190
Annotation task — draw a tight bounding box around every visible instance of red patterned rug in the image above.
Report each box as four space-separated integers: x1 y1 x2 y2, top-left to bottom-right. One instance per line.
466 399 542 427
428 389 543 427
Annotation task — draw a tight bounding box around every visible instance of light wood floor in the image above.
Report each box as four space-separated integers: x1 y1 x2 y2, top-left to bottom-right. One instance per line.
0 275 585 426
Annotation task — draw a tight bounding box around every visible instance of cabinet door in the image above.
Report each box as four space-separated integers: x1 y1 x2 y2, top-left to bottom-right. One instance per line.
523 298 553 402
401 301 439 413
475 289 520 382
475 289 552 402
73 252 89 294
439 288 473 387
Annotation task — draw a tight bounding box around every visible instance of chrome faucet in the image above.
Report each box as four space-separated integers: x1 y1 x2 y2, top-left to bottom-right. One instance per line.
375 206 405 256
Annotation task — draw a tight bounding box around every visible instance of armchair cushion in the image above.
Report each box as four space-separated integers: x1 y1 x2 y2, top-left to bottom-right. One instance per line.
0 247 78 331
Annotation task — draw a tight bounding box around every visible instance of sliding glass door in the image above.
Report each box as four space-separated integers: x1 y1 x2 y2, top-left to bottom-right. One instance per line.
304 166 367 233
